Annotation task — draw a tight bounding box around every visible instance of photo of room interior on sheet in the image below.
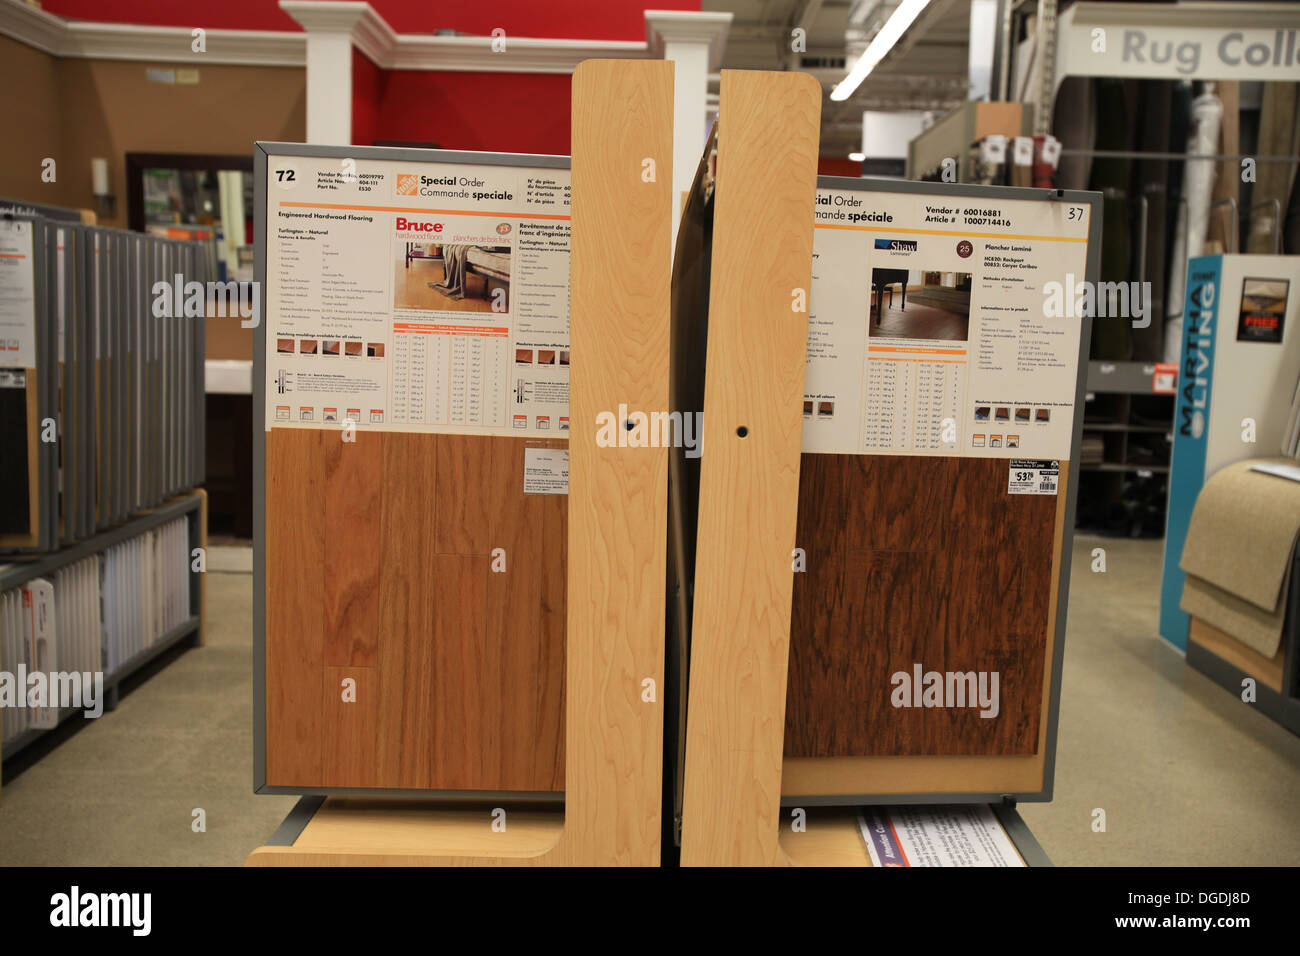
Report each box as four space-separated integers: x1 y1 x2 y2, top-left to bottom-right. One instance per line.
869 268 971 341
394 242 512 313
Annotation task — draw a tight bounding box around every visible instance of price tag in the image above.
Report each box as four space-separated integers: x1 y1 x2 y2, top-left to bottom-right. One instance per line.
1008 459 1059 496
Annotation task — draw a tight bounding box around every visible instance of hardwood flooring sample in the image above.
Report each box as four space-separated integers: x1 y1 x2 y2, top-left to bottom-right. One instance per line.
784 454 1057 757
265 428 326 784
265 429 566 791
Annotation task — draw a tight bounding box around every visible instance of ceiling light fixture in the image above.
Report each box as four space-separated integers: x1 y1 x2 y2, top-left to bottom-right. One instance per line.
830 0 933 102
849 152 866 162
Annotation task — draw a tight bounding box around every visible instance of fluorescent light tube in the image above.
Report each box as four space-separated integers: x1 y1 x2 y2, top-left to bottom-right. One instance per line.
831 0 933 102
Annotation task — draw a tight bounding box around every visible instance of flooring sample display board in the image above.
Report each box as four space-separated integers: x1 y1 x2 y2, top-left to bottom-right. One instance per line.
1 216 206 555
783 178 1101 800
249 61 674 865
255 144 573 795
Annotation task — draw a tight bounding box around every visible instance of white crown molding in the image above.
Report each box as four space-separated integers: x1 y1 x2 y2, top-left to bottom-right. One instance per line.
645 10 732 70
0 0 306 65
383 34 648 73
0 0 663 73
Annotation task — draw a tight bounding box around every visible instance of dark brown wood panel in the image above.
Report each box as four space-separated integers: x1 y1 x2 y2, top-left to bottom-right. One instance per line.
266 428 567 792
785 454 1057 757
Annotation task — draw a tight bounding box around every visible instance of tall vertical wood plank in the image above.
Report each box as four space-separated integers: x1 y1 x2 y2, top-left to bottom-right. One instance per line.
265 428 326 785
565 58 673 864
679 70 822 867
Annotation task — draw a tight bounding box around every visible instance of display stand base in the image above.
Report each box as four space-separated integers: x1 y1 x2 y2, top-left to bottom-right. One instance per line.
247 797 564 866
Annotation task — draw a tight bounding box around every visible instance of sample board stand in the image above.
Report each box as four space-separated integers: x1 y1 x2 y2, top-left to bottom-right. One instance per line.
247 58 673 866
675 69 823 867
675 164 1099 862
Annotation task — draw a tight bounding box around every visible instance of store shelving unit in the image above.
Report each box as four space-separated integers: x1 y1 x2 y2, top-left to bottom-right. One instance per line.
1078 360 1175 535
0 490 206 770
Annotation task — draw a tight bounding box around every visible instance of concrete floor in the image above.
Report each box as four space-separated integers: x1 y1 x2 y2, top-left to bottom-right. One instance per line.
1 538 1297 866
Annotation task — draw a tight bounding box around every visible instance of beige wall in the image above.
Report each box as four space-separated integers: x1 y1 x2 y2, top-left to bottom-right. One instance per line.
0 32 306 228
0 34 68 206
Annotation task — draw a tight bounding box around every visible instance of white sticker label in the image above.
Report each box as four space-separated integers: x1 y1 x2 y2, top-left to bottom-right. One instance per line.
523 446 568 495
1008 459 1059 495
1013 136 1034 165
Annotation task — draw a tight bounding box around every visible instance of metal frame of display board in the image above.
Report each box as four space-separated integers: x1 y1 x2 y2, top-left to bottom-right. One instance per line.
250 142 568 802
781 175 1102 808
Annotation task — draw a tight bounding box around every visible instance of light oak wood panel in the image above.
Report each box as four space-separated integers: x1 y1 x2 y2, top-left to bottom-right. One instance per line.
679 69 822 868
265 428 326 784
778 808 871 867
279 799 564 859
560 57 673 864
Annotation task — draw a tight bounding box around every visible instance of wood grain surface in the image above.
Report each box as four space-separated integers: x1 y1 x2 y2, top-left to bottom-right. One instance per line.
678 69 822 867
784 454 1057 757
265 430 567 792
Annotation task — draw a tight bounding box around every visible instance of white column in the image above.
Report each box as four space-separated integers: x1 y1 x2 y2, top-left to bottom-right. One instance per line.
282 1 374 145
304 31 353 144
646 11 732 248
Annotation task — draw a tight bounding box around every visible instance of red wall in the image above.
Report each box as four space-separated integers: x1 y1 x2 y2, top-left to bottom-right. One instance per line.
352 48 381 148
42 0 699 156
818 158 862 178
361 71 572 154
43 1 698 39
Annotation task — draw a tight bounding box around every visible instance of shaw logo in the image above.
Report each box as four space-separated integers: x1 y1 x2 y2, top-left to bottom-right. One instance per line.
50 886 151 936
395 217 443 233
395 174 419 196
874 238 918 252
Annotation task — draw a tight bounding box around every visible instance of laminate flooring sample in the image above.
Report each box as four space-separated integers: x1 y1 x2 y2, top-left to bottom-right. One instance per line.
783 454 1058 757
265 429 566 791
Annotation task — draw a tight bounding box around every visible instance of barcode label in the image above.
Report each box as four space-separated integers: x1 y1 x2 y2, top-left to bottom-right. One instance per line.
1008 459 1060 496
